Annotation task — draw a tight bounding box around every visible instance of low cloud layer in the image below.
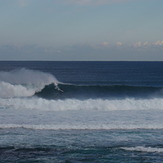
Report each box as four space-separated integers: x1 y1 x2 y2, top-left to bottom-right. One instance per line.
1 41 163 61
134 41 163 48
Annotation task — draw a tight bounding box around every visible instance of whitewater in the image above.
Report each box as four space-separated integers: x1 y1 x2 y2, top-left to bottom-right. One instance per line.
0 67 163 130
0 62 163 162
0 68 59 98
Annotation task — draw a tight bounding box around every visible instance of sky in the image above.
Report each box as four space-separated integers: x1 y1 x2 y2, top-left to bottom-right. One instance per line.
0 0 163 61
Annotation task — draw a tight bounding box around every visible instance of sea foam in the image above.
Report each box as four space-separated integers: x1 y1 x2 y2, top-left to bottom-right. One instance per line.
1 97 163 111
121 146 163 153
0 68 58 98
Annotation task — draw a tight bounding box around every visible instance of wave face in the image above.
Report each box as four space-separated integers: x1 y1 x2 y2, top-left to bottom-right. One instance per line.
36 83 163 99
0 68 58 98
0 67 163 99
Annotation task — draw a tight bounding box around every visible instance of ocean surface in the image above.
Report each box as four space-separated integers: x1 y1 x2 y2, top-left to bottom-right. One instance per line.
0 61 163 163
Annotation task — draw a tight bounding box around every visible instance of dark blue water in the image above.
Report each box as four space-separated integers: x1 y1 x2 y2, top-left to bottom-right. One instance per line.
0 61 163 162
1 61 163 86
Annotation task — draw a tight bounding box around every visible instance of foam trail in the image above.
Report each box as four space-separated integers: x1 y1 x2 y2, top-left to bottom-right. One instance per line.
0 124 163 130
0 68 59 98
121 146 163 153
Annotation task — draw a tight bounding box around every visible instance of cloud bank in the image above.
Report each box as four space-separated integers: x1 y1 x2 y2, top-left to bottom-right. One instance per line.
1 41 163 61
134 41 163 48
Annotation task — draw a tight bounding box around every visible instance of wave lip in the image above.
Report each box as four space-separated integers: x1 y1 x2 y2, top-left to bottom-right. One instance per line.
0 68 59 98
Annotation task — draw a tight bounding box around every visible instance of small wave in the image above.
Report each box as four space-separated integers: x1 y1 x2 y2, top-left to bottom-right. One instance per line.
121 146 163 153
0 124 163 130
0 68 59 98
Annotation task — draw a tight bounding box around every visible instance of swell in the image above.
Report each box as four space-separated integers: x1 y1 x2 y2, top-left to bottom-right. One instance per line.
1 68 163 99
35 83 163 99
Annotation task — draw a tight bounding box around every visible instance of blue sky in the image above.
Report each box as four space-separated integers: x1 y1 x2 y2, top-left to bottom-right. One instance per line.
0 0 163 60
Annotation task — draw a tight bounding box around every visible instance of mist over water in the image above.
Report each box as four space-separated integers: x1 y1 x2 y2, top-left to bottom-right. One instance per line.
0 68 58 98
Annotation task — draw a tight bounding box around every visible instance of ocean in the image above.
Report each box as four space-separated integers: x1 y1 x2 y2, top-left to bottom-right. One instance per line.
0 61 163 163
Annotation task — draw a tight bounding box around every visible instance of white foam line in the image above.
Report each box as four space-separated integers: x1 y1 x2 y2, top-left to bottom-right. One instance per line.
0 124 163 130
121 146 163 153
1 98 163 111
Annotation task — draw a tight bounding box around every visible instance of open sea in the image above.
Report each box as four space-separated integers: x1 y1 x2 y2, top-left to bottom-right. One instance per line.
0 61 163 163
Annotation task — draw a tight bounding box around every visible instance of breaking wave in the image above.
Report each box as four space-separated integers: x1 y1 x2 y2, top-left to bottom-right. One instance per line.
1 68 163 99
0 68 59 98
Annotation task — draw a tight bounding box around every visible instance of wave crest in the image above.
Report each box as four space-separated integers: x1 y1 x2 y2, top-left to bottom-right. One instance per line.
35 83 163 99
0 68 58 98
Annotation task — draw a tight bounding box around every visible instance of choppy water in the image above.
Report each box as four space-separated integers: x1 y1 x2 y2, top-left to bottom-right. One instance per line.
0 61 163 162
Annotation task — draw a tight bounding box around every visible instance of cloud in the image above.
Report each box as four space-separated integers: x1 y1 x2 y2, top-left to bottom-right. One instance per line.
64 0 132 5
134 41 163 48
153 41 163 46
100 41 110 47
134 41 151 48
1 42 163 61
116 41 123 46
